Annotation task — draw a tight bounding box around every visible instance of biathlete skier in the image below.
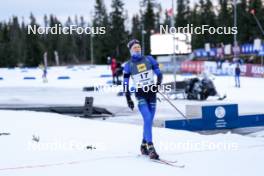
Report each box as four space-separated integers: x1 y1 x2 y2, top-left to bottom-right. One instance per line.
123 39 163 159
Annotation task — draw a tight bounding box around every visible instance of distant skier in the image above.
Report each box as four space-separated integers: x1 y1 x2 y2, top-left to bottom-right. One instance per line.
39 64 48 83
42 67 48 83
111 58 117 84
123 39 163 160
235 64 241 88
114 62 123 85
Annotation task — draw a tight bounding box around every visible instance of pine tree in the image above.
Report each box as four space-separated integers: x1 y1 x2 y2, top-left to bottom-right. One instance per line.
0 23 11 67
143 0 156 55
80 16 87 62
24 13 44 66
176 0 189 27
237 0 251 43
217 0 233 44
203 0 217 44
93 0 110 64
154 3 162 32
59 17 78 64
9 17 21 66
131 14 141 40
189 3 200 49
110 0 129 61
163 8 171 27
46 15 61 64
248 0 264 39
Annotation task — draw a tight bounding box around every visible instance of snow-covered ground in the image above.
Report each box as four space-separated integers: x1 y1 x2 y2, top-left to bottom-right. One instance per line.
1 110 264 176
0 65 263 120
0 65 264 175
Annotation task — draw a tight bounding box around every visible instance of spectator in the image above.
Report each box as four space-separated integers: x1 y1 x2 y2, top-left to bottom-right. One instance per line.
111 58 117 84
216 43 224 69
114 62 123 85
235 64 241 88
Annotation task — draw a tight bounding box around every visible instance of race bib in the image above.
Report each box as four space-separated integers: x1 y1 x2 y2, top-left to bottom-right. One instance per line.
132 70 154 88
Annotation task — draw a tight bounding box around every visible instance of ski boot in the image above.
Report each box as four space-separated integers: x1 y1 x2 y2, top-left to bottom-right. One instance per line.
140 141 149 155
147 142 159 160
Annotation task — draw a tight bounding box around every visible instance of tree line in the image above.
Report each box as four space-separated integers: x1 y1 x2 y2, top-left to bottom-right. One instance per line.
0 0 263 67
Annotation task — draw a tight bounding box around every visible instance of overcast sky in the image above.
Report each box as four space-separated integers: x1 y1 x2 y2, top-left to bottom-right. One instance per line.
0 0 173 24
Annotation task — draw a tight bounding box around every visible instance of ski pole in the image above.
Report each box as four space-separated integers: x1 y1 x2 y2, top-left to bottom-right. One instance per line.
158 91 189 121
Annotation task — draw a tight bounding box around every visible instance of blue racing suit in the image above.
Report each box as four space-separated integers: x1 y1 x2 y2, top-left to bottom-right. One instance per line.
123 55 162 143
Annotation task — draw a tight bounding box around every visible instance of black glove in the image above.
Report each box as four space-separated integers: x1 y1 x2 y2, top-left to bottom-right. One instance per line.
151 74 162 93
127 99 134 110
126 94 134 110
